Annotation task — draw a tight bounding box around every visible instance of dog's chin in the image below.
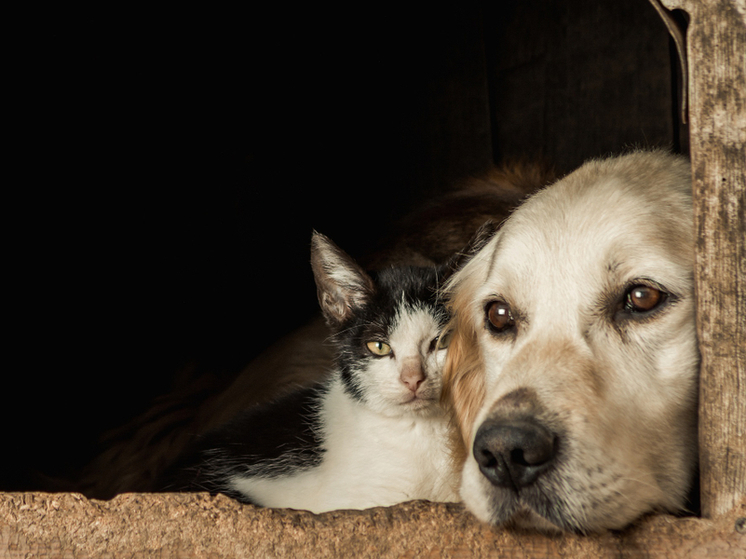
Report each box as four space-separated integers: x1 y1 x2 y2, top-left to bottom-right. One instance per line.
472 487 581 534
463 470 661 534
505 508 564 534
481 488 577 534
461 462 602 534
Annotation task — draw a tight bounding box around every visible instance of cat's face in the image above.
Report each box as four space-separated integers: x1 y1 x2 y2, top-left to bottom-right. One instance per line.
310 232 451 417
340 293 450 417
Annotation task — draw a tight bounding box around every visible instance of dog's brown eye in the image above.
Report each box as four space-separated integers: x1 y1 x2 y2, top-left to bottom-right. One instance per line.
625 285 665 313
486 301 515 332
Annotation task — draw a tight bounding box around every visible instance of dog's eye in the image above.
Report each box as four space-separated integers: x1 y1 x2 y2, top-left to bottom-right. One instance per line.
486 301 515 333
624 284 666 313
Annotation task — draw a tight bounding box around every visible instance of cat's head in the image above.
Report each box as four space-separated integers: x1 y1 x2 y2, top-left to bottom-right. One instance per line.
311 231 452 417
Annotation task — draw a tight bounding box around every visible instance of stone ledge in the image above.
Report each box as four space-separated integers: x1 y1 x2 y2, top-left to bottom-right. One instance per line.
1 492 744 558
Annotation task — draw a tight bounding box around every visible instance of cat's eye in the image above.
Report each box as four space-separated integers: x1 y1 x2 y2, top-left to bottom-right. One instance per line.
366 340 392 356
623 284 668 314
435 330 452 350
486 300 515 333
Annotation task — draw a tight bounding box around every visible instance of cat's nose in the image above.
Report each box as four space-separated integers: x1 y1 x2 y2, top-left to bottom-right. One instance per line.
400 361 425 392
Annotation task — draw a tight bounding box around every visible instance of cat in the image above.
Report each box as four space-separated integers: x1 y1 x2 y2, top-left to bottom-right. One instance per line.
79 163 551 499
171 231 459 512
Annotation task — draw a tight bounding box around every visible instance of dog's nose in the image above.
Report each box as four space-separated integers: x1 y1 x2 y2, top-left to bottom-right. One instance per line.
473 418 556 490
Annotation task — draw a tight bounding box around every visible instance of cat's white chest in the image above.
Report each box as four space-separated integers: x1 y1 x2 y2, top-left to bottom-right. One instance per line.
228 380 458 513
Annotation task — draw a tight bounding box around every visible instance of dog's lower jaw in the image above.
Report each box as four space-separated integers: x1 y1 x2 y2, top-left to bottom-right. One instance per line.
507 508 565 533
461 472 582 533
461 457 572 531
460 456 675 533
461 471 566 532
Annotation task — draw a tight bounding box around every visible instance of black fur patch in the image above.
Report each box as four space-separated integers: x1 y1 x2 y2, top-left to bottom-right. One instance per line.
166 384 326 500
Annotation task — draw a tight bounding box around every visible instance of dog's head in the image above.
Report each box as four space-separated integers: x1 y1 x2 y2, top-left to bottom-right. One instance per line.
442 151 698 532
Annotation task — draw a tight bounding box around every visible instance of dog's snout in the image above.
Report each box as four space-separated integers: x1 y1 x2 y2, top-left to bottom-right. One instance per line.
473 418 556 490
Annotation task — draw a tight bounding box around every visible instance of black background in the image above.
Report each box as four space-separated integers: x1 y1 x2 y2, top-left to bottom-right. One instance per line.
4 1 678 491
5 5 492 489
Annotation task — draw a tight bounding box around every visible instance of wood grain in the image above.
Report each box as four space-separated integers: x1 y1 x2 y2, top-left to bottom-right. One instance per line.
658 0 746 518
1 493 745 558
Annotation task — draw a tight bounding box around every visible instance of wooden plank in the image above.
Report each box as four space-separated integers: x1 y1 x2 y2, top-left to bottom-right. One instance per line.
658 0 746 518
1 493 745 558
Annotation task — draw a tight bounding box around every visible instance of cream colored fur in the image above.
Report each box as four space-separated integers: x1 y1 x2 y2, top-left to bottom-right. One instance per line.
443 151 698 532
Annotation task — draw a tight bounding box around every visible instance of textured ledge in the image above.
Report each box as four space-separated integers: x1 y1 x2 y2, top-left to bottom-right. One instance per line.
1 492 744 558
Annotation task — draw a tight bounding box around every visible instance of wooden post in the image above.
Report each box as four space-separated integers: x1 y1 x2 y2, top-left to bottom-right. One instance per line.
656 0 746 518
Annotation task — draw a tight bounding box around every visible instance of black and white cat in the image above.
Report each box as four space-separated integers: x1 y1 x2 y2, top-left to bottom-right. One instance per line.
173 232 459 512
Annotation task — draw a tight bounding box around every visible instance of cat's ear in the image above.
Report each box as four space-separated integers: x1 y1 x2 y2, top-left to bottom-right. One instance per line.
311 231 375 326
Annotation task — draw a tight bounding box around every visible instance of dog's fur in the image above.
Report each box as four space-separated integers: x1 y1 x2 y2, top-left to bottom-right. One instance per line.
442 151 698 532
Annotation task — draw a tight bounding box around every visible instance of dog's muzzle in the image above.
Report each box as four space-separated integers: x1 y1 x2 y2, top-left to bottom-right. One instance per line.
473 414 557 490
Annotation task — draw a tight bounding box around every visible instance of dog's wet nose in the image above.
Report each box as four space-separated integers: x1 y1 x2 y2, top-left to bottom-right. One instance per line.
473 418 556 490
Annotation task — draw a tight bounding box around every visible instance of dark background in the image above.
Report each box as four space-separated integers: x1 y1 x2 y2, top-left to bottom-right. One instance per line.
4 0 684 491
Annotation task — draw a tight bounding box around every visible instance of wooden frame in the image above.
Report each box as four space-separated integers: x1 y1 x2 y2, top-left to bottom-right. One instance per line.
1 492 744 558
657 0 746 519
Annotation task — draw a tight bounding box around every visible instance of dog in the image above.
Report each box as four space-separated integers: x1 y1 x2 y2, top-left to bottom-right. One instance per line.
442 151 698 532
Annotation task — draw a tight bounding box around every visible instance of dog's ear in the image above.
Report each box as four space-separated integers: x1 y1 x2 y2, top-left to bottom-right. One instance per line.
440 222 496 457
441 310 486 456
442 220 500 280
310 231 375 327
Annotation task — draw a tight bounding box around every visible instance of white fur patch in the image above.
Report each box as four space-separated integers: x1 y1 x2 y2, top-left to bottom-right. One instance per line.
228 302 457 512
229 378 458 512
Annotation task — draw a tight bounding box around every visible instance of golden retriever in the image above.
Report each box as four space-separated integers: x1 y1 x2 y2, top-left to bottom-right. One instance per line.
442 151 698 532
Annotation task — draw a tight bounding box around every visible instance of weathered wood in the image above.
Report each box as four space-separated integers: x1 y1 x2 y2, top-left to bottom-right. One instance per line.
658 0 746 518
1 493 745 559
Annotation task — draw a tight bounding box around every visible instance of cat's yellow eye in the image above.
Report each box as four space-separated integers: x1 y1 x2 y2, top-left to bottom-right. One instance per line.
366 340 392 356
435 330 452 350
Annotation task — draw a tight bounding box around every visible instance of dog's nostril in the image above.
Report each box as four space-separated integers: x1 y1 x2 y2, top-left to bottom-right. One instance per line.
510 448 530 467
479 449 498 469
473 418 556 490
